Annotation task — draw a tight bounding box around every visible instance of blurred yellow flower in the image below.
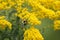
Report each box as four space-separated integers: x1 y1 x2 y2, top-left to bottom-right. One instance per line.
0 19 12 30
45 9 57 20
24 26 44 40
16 8 30 20
28 14 41 25
53 1 60 11
56 11 60 18
54 20 60 30
0 16 5 19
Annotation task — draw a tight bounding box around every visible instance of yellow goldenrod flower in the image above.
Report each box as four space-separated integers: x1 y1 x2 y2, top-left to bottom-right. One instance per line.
16 0 24 6
0 4 4 10
0 16 5 19
53 1 60 11
28 14 41 25
39 0 55 8
16 7 22 13
24 26 44 40
44 9 57 20
0 1 7 10
16 8 30 20
56 11 60 18
54 20 60 30
0 20 12 30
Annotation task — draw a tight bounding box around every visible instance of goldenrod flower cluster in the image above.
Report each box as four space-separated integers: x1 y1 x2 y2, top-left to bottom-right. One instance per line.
0 16 12 30
54 20 60 30
0 16 5 19
28 14 41 25
0 0 60 20
53 1 60 11
56 11 60 18
24 26 44 40
16 8 30 20
44 9 57 20
0 0 24 10
16 8 41 25
14 0 60 31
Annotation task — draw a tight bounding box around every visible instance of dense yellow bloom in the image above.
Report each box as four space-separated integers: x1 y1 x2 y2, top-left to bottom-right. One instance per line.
8 1 15 6
33 7 57 20
28 0 41 6
28 14 41 25
16 7 22 13
0 19 12 30
16 9 41 25
39 0 55 9
5 0 16 9
0 0 24 10
45 9 57 20
0 16 5 19
24 26 44 40
15 0 25 12
0 3 5 10
53 1 60 11
0 1 11 10
54 20 60 30
56 11 60 18
15 0 24 6
25 0 58 20
15 8 30 20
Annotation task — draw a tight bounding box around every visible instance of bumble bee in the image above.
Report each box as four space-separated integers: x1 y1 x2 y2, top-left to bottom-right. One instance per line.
22 19 27 25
